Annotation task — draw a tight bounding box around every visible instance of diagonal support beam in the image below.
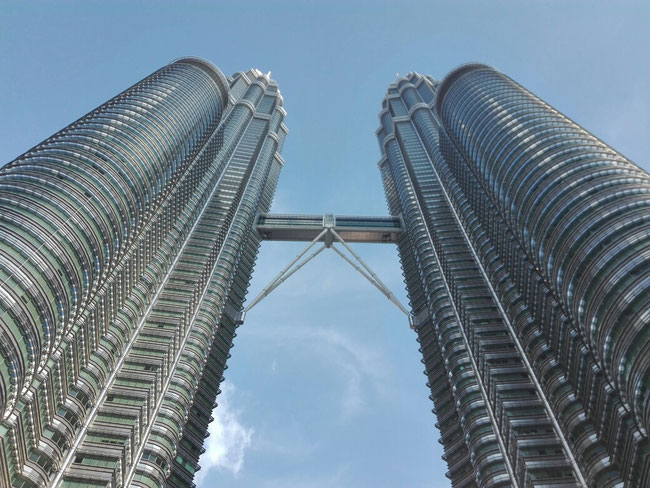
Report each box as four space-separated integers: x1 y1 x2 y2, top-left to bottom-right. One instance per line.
241 227 415 328
266 228 328 290
330 229 410 316
330 244 408 317
245 228 328 314
244 243 326 312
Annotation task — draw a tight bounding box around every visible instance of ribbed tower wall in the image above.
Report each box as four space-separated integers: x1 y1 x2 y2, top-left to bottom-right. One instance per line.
379 66 650 487
0 60 287 488
0 58 228 416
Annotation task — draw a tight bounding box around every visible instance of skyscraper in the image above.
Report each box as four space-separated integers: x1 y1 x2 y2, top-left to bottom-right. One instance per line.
1 55 649 488
378 65 650 487
0 58 287 488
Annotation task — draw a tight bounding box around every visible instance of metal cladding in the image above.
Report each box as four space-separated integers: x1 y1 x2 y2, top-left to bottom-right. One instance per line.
2 54 649 488
0 58 227 417
378 66 650 487
0 61 287 488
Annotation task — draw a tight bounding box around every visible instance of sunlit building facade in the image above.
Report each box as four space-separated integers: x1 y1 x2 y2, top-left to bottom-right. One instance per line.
0 58 287 488
378 64 650 487
2 55 650 488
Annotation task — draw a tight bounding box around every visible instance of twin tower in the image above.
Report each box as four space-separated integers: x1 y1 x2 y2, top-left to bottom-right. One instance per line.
0 57 649 487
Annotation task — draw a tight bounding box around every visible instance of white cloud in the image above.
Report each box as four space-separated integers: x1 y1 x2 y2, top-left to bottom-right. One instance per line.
242 324 391 420
252 464 352 488
252 423 318 460
194 381 253 483
306 327 378 418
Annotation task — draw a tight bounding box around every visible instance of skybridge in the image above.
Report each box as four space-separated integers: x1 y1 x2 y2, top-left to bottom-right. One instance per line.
256 213 403 244
241 213 416 328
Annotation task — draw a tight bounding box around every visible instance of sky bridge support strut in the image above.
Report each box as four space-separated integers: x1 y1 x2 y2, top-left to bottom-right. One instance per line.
240 213 416 328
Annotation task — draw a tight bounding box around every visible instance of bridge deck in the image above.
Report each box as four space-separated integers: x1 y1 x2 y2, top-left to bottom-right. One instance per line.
256 213 402 243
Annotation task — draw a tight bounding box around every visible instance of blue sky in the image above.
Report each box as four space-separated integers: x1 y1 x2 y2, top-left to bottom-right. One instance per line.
1 1 649 487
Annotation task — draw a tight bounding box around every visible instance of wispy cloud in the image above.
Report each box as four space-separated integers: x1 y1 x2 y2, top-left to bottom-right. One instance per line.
309 326 388 419
195 382 253 482
251 464 352 488
242 324 391 420
252 422 319 460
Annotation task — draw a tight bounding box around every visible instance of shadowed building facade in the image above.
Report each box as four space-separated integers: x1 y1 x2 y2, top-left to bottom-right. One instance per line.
378 65 650 487
0 58 287 487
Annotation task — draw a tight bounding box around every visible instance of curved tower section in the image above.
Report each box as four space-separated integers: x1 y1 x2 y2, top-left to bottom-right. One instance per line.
379 66 650 487
0 60 288 488
436 64 650 438
0 57 228 417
